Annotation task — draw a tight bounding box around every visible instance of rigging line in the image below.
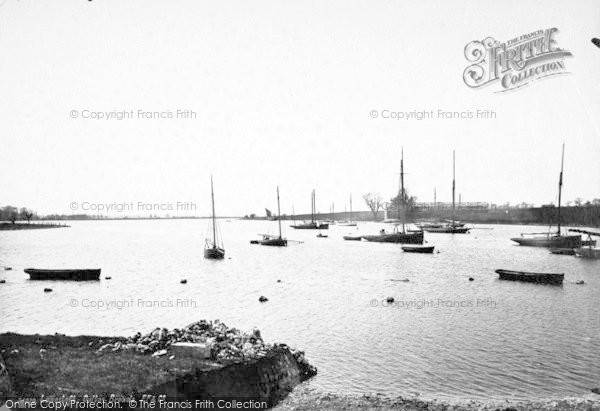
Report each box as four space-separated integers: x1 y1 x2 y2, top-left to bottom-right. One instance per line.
567 76 600 144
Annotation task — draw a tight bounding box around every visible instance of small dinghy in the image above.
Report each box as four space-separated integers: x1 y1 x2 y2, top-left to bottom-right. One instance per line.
549 248 575 255
316 233 328 238
495 269 564 285
25 268 101 281
401 246 435 254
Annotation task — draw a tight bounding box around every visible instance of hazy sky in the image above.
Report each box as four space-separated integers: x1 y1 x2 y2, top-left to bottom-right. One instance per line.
1 0 599 217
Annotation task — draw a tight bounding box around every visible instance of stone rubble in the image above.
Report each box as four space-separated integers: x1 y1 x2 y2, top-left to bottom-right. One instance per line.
91 319 317 380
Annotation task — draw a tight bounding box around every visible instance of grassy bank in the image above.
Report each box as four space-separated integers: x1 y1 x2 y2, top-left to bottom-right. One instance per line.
0 323 315 409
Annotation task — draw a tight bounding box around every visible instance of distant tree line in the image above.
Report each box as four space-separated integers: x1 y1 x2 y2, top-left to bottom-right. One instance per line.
0 206 35 224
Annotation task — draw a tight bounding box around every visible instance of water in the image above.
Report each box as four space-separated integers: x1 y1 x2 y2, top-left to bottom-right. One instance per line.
1 220 599 402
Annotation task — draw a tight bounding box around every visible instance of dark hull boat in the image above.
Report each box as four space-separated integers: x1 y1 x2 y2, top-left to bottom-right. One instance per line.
25 268 101 281
253 187 288 247
259 237 288 246
343 235 362 241
204 176 225 260
290 222 329 230
401 246 434 253
511 234 581 248
290 189 328 229
423 226 470 234
549 248 576 255
203 247 225 259
362 231 424 244
495 269 564 285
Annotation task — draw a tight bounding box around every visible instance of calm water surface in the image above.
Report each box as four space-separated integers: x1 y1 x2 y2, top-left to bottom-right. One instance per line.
1 220 599 401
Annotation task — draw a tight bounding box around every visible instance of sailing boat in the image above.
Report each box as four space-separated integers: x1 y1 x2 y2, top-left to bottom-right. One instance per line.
204 176 225 259
511 144 581 247
290 190 329 229
570 229 600 259
361 149 424 244
256 186 288 247
338 195 357 226
422 151 470 234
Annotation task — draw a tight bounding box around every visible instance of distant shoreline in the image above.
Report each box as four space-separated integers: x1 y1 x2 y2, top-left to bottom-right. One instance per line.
0 223 69 231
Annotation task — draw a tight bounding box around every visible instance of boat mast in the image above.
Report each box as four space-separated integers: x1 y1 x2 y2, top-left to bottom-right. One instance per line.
452 151 456 226
277 186 282 239
557 143 565 234
401 148 405 233
211 175 217 248
349 194 353 222
311 190 315 223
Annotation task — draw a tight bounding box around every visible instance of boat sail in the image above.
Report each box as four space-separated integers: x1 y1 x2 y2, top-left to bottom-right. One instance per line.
422 151 470 234
256 186 288 247
511 144 581 248
290 190 329 229
361 149 424 244
204 176 225 259
338 195 357 226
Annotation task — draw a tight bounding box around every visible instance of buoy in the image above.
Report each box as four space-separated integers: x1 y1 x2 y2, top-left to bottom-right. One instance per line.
44 288 52 292
469 277 474 281
386 297 394 303
576 280 585 285
0 279 5 284
180 279 187 284
105 276 112 280
277 279 281 283
258 296 268 302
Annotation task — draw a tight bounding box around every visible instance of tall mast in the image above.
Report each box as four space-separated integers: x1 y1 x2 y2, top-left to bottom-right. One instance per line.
452 151 456 225
434 187 437 206
557 143 565 234
277 186 282 239
311 190 315 223
210 175 216 247
350 194 353 221
401 148 405 232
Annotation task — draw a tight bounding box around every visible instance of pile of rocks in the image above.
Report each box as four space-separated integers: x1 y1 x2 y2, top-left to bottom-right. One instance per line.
93 319 317 379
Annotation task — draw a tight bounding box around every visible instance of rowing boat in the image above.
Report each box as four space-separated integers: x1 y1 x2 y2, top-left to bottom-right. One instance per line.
495 269 564 285
401 246 434 253
25 268 101 281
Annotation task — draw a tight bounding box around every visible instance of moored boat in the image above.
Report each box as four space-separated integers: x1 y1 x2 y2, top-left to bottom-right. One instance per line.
423 225 470 234
495 269 564 285
423 151 470 234
362 227 424 244
204 176 225 259
254 187 288 247
511 145 580 248
290 189 329 230
25 268 101 281
343 235 362 241
569 229 600 259
549 248 576 255
401 246 434 253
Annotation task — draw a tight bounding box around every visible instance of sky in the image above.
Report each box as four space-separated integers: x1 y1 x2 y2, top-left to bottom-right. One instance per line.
0 0 599 217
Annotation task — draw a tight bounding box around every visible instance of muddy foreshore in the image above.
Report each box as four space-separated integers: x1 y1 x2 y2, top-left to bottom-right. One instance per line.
274 384 600 410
